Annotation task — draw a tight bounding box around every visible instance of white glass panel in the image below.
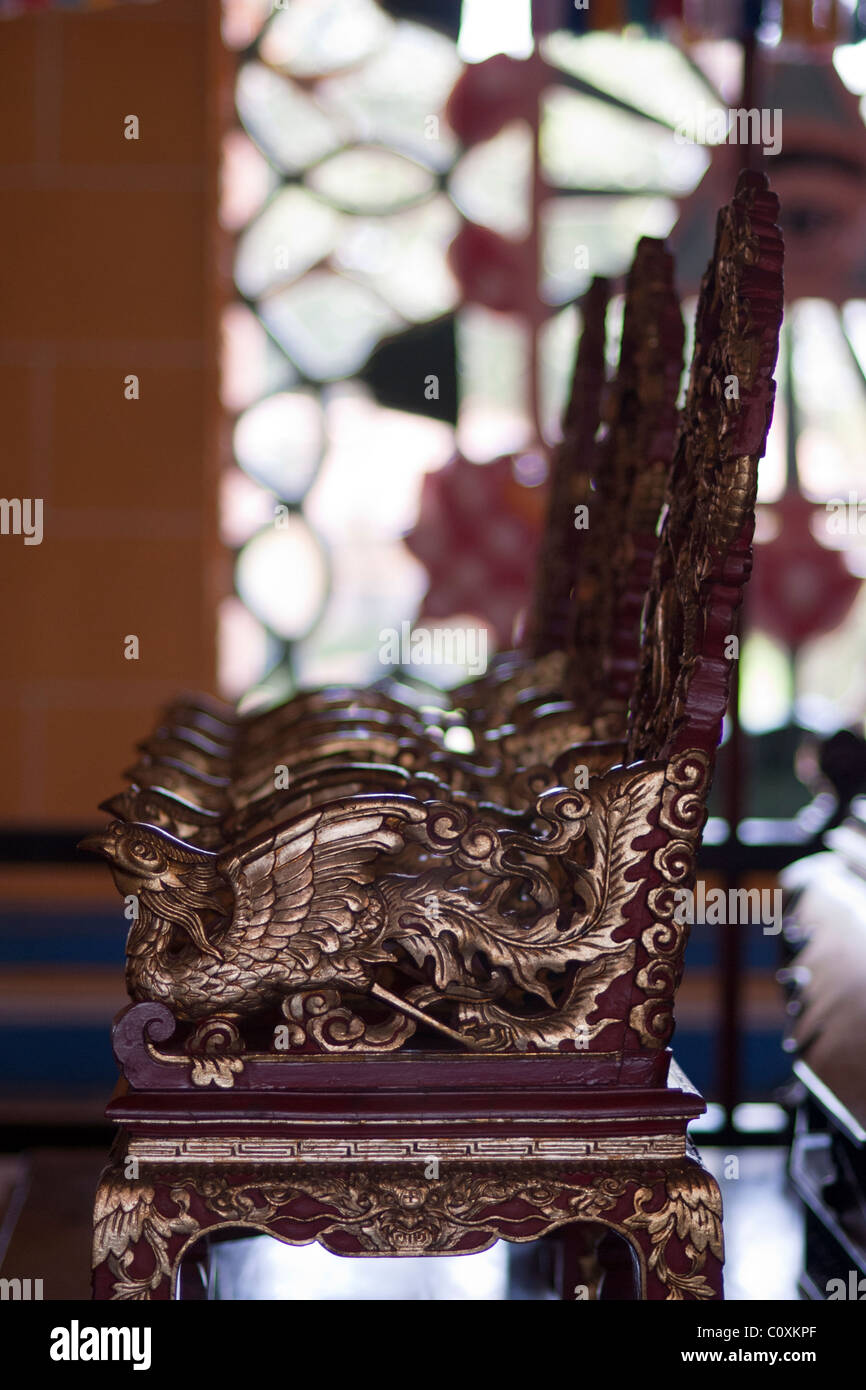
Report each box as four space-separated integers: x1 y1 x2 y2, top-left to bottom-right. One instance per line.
260 270 401 380
236 63 340 174
221 0 273 52
297 386 453 682
236 519 329 640
797 584 866 729
456 307 533 460
234 390 325 500
542 87 708 194
458 0 533 62
319 22 461 170
541 30 718 128
220 130 278 233
333 196 459 321
305 384 453 544
449 122 533 240
740 632 793 734
307 147 435 214
235 186 342 299
217 596 272 699
542 195 677 304
792 300 866 499
538 303 578 443
221 303 297 414
220 467 278 548
260 0 392 77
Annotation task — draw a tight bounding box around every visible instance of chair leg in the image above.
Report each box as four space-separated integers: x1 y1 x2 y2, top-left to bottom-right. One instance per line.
618 1160 725 1300
92 1165 196 1302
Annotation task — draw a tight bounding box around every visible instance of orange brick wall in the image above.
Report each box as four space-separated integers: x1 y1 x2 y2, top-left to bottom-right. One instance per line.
0 0 226 827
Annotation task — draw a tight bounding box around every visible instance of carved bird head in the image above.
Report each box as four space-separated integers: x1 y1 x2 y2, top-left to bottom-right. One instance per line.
80 821 224 959
81 820 212 888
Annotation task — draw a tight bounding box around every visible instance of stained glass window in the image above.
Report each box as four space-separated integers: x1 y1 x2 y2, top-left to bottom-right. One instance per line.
218 0 866 830
217 0 722 708
220 0 468 705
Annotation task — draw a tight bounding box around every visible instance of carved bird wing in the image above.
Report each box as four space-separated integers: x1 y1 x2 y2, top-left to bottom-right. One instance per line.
215 794 427 965
397 767 666 1004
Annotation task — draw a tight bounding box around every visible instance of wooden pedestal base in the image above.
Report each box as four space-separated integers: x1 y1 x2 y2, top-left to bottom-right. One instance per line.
92 1149 722 1301
91 1007 723 1300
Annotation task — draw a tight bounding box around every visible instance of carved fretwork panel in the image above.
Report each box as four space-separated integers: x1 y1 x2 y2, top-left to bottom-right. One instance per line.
92 1156 723 1301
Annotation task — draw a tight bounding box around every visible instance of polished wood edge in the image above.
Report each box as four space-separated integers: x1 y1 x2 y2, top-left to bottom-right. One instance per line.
793 1058 866 1146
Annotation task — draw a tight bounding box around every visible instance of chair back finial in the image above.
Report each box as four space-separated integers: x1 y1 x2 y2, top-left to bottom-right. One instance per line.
626 171 784 768
568 237 685 721
526 275 609 660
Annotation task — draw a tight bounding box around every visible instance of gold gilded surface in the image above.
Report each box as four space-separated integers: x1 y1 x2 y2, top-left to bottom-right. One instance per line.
93 1160 722 1299
569 239 683 719
454 649 568 728
629 751 710 1049
125 1134 687 1162
86 764 662 1052
623 1165 723 1301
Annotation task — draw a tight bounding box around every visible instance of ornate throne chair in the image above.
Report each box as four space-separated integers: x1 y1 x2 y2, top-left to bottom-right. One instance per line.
87 171 783 1301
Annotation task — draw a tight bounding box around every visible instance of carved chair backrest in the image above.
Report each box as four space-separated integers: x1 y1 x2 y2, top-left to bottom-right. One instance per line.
565 239 684 726
522 237 685 743
620 171 784 1053
626 171 783 769
525 274 609 662
514 173 782 1060
366 172 780 1062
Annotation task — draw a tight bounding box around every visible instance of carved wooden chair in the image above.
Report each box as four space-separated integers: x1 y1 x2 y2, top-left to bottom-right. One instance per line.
86 171 783 1301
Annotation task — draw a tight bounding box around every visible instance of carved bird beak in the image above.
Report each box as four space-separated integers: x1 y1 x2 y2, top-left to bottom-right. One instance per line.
78 830 114 859
98 794 127 818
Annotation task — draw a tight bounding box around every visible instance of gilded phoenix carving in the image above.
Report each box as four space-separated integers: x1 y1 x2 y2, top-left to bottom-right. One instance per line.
83 765 663 1053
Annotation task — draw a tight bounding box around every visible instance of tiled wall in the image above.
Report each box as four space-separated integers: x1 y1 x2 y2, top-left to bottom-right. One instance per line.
0 0 226 829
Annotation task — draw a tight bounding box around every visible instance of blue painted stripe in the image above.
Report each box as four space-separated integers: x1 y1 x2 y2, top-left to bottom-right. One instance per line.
0 1025 117 1087
0 910 126 964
